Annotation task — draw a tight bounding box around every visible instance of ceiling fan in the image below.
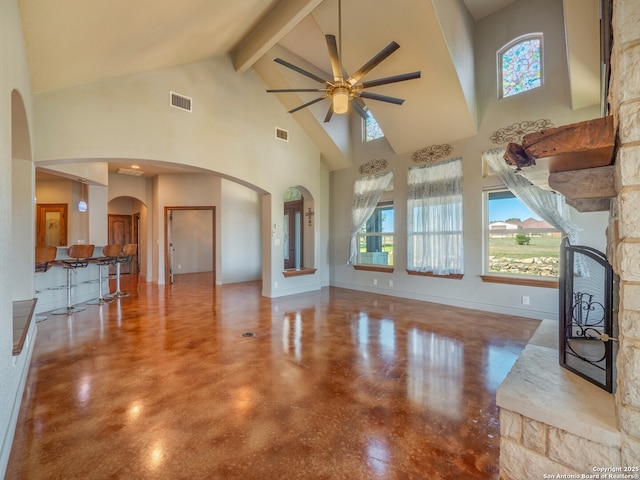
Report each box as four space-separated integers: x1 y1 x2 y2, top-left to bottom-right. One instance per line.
266 1 421 123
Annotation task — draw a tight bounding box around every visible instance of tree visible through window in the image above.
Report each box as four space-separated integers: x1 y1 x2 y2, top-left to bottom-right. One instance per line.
499 34 542 98
486 190 561 277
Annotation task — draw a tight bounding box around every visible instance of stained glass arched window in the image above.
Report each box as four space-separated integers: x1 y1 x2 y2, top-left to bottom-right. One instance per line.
365 110 384 142
498 34 543 98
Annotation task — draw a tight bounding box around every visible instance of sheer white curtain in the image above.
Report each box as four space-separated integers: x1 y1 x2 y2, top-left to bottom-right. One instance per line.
407 158 463 275
483 148 580 245
347 172 393 265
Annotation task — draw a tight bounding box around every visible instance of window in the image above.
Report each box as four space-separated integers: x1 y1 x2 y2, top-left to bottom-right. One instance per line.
498 34 542 98
357 201 394 266
348 172 393 266
486 190 561 277
407 158 463 276
364 110 384 142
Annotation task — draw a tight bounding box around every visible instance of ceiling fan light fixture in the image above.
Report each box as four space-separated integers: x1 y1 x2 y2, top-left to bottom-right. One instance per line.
266 0 420 122
333 87 349 114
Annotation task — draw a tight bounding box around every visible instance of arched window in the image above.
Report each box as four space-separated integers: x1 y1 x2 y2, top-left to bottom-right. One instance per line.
498 34 543 98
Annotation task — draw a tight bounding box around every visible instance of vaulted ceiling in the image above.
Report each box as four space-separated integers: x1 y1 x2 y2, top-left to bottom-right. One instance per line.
19 0 599 173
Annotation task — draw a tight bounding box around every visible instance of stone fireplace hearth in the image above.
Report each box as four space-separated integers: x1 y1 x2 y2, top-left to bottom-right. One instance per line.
497 321 620 477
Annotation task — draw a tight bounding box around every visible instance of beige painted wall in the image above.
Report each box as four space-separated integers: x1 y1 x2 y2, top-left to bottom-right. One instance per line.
221 179 262 284
33 55 329 294
1 0 37 474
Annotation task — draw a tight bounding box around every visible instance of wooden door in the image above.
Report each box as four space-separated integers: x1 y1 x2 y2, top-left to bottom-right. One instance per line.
108 214 133 274
36 204 67 246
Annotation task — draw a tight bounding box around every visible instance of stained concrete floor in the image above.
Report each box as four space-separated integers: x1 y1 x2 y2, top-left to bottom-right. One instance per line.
7 274 539 479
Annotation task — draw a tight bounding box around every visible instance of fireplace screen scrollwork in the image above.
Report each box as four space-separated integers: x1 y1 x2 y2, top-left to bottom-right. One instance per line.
560 238 617 393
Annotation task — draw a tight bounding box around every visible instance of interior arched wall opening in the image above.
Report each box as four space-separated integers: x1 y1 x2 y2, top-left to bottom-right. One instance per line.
108 195 149 281
11 89 34 302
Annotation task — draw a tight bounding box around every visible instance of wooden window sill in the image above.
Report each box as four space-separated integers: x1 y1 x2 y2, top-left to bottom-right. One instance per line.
283 268 317 278
353 265 395 273
480 275 558 289
407 270 464 280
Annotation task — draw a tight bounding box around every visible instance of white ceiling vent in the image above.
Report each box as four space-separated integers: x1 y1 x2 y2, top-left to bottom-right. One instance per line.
275 127 289 142
170 91 192 112
117 168 145 177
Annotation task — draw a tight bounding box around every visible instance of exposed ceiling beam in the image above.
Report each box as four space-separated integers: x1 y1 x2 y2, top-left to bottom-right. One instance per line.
232 0 323 74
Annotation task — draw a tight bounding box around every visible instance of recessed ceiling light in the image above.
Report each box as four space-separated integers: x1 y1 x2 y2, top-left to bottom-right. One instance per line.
131 165 140 169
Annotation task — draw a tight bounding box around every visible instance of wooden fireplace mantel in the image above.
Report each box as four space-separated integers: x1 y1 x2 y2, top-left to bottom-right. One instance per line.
503 116 616 212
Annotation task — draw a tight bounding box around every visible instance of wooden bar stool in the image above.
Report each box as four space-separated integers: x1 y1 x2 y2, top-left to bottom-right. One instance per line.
86 244 120 305
35 245 57 273
52 244 95 315
110 243 137 298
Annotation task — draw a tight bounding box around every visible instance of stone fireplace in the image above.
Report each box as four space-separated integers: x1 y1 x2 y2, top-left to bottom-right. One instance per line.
497 0 640 476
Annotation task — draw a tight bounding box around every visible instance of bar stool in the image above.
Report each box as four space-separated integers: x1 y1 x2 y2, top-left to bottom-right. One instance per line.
86 244 121 305
35 245 57 273
110 243 137 298
52 244 95 315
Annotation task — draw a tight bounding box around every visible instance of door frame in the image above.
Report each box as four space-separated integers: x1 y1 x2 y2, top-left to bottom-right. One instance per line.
36 203 68 246
132 212 140 274
164 206 216 284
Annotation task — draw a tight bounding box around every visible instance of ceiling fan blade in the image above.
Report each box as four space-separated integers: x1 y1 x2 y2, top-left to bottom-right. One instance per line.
361 71 421 89
325 35 343 83
348 41 400 85
324 103 334 123
274 58 332 85
288 96 327 114
351 98 369 120
358 91 405 105
266 88 326 93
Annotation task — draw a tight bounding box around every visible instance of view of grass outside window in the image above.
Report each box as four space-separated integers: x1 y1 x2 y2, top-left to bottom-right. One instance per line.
358 202 394 266
487 190 561 276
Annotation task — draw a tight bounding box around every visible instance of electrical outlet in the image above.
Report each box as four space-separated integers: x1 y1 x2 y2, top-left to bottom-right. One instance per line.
373 278 378 286
389 280 394 287
522 296 530 305
274 281 278 289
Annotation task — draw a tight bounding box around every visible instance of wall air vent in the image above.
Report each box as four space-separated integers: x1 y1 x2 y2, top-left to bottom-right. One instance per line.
275 127 289 142
170 91 192 112
117 168 145 177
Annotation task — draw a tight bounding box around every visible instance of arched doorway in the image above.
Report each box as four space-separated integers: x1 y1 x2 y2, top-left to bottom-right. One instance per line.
108 195 148 277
